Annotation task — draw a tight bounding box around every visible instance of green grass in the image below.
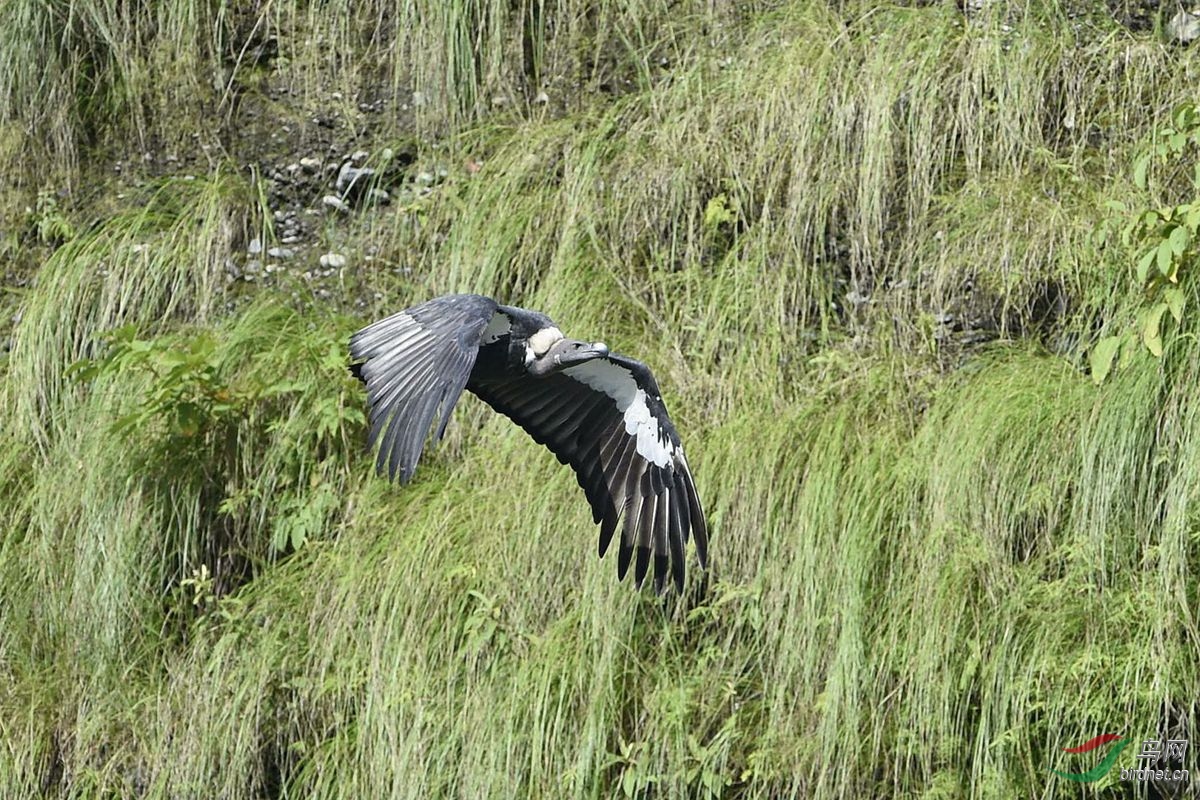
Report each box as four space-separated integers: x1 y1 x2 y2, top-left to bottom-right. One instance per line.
3 1 1200 798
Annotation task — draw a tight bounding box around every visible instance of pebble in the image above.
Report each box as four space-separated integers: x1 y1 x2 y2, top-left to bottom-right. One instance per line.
267 247 294 259
322 195 350 213
247 238 262 255
337 163 376 199
1168 9 1200 43
320 253 347 268
535 91 550 104
299 157 321 172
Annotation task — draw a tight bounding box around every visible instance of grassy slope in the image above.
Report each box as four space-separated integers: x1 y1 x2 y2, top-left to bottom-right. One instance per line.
2 1 1199 797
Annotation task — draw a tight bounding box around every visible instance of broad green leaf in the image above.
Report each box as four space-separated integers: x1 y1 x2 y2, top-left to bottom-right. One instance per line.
1137 247 1156 283
1090 335 1123 384
1104 199 1127 213
1186 204 1200 230
1143 303 1169 357
1169 225 1190 255
1157 239 1174 276
1134 154 1151 189
1164 287 1186 322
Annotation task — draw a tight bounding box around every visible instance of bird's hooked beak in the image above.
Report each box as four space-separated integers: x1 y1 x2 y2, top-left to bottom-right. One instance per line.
528 338 609 376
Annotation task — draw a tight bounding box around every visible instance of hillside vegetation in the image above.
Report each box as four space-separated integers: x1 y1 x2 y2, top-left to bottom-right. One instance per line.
2 1 1199 797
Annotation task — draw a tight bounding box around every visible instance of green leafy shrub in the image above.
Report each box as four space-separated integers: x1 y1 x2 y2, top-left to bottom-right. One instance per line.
67 303 365 597
1091 103 1200 383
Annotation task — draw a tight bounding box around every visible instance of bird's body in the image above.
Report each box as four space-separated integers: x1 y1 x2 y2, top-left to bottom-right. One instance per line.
349 294 707 593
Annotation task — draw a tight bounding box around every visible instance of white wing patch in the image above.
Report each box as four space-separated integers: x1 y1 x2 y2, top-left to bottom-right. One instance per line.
564 359 675 468
481 311 511 344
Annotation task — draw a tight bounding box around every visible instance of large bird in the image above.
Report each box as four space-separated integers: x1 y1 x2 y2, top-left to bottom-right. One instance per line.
349 294 707 593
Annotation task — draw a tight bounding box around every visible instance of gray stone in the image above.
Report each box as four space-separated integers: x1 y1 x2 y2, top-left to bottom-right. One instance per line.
322 195 350 213
319 253 347 269
299 157 321 172
267 247 294 259
1168 9 1200 43
247 237 262 255
336 163 376 201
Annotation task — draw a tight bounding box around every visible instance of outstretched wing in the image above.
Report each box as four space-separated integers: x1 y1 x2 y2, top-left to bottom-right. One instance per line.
468 353 707 593
350 294 506 483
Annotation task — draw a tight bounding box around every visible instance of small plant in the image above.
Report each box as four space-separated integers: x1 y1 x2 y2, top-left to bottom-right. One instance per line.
1091 104 1199 384
66 324 252 441
27 188 74 245
67 310 365 556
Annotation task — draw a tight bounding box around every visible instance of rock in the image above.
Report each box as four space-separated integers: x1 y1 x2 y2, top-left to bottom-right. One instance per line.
415 171 434 185
299 157 321 172
351 150 370 164
280 235 301 244
367 188 391 205
286 162 302 174
322 195 350 213
247 237 262 255
534 91 550 104
411 91 426 107
336 163 376 202
319 253 347 269
267 247 294 259
1168 9 1200 43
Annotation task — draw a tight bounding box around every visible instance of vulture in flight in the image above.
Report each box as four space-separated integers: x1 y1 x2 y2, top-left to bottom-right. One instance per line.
349 294 707 593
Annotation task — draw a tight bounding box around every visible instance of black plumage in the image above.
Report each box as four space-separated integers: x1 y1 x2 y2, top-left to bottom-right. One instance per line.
349 293 708 593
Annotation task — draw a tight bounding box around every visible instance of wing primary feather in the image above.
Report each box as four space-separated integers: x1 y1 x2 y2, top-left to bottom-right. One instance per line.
599 504 619 557
617 494 641 581
683 466 708 567
673 472 692 547
652 490 669 594
376 405 407 481
668 486 685 593
633 495 653 588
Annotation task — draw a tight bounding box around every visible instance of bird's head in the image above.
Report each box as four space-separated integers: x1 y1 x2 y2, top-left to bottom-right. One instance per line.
526 338 610 376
